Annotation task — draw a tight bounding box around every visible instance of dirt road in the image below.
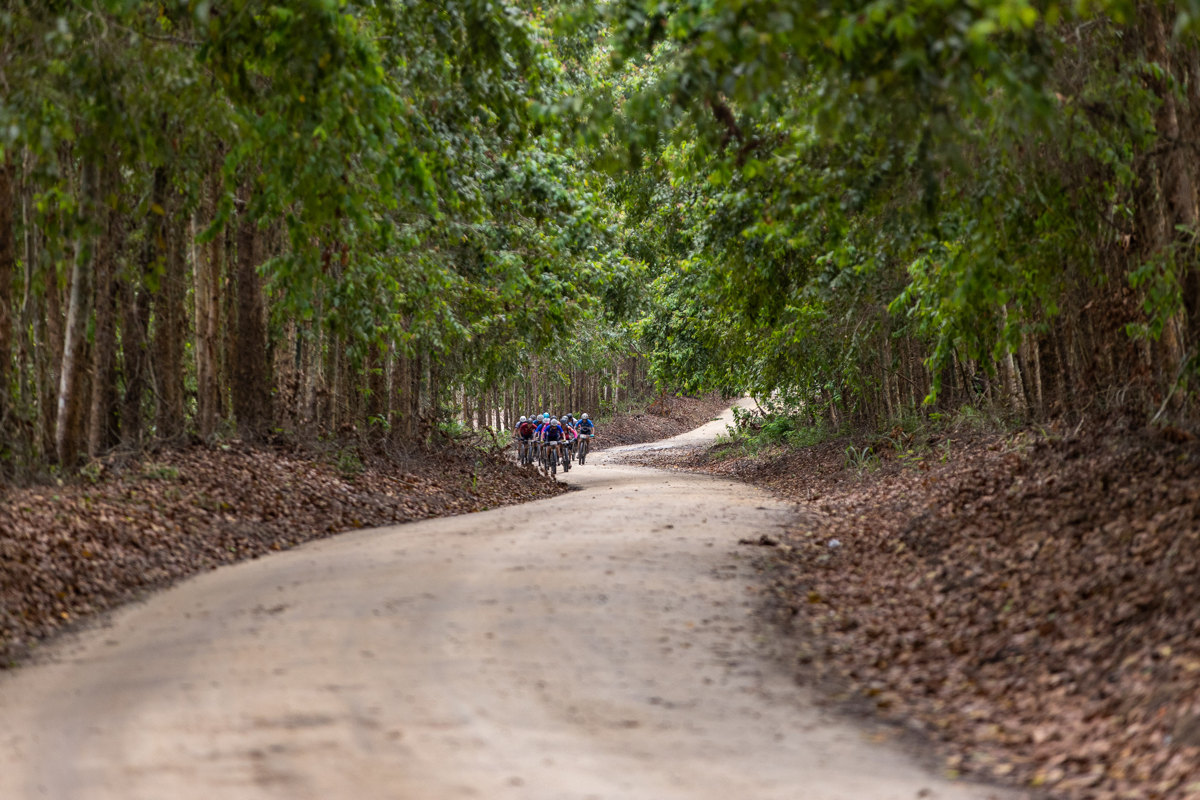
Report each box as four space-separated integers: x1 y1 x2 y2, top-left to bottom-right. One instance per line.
0 405 1016 799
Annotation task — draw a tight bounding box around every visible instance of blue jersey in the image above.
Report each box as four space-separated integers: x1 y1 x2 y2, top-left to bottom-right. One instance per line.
578 419 594 434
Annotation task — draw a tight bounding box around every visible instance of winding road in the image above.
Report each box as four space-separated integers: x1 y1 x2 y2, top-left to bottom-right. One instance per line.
0 404 1016 799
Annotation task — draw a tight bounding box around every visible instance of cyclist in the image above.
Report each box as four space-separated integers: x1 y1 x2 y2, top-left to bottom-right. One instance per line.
534 415 550 462
515 415 537 465
554 418 572 471
562 415 578 459
576 413 595 464
541 416 567 473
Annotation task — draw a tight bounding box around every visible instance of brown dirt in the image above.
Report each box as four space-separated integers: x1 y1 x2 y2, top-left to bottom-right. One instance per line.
619 418 1200 800
594 392 730 449
0 440 563 667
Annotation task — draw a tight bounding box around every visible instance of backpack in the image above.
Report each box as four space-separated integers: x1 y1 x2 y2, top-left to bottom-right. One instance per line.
518 421 536 436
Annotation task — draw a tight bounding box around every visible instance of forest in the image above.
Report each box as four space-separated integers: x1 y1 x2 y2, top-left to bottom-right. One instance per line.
5 2 1200 798
4 0 1200 476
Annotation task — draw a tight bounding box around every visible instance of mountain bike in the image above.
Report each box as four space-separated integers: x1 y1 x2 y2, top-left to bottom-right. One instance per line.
576 433 592 464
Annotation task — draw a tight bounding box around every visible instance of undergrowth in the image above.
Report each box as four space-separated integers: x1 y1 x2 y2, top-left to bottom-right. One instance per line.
712 401 1013 466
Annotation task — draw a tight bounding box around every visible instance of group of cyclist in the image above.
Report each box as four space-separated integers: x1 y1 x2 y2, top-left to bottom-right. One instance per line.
513 412 596 475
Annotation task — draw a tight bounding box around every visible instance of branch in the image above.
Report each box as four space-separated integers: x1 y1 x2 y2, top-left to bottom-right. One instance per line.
706 96 766 166
706 96 743 148
105 14 203 48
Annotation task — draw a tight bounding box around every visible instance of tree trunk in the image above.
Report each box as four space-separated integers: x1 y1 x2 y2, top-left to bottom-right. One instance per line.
232 189 271 440
18 154 40 457
1028 334 1044 416
0 153 14 428
880 328 894 421
1141 6 1200 362
120 278 151 448
154 202 188 442
305 321 320 431
40 220 65 459
367 341 387 433
1158 34 1200 344
418 349 430 433
89 166 122 456
123 167 169 448
194 166 223 440
56 160 98 469
392 344 414 440
220 221 237 423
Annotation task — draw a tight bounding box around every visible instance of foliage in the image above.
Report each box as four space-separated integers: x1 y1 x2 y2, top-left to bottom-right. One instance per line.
0 0 650 475
594 0 1200 426
7 0 1200 479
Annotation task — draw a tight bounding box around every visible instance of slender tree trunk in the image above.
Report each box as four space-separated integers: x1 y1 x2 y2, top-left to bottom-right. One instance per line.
392 343 413 440
220 222 236 423
417 349 430 433
1028 335 1044 416
1053 324 1075 414
18 155 40 456
331 337 343 431
56 161 98 468
120 278 151 448
880 329 894 421
1146 6 1200 346
89 166 122 456
154 202 188 442
0 153 14 427
40 225 64 459
194 165 222 439
305 321 320 431
232 188 271 440
123 167 168 448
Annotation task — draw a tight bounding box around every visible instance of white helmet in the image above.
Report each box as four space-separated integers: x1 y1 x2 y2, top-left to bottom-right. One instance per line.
551 418 560 424
581 413 589 420
519 416 527 422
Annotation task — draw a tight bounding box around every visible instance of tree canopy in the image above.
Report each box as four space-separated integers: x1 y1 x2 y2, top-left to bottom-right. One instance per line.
594 0 1200 425
2 0 1200 475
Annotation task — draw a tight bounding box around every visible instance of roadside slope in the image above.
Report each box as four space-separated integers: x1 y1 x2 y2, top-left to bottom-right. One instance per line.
0 406 1018 800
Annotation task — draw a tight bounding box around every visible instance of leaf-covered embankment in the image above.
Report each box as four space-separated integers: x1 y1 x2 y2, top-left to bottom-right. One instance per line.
0 443 564 667
623 423 1200 799
593 393 730 450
